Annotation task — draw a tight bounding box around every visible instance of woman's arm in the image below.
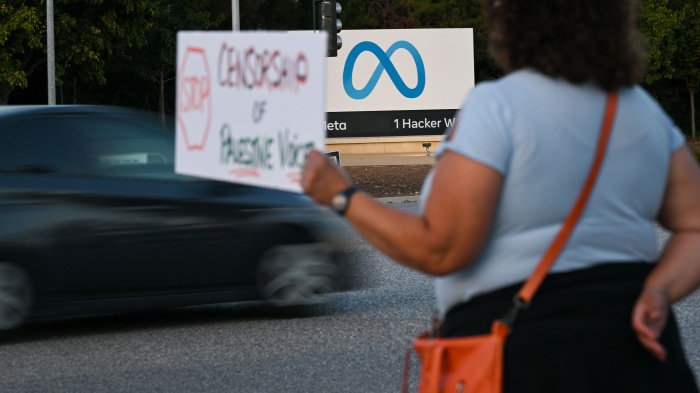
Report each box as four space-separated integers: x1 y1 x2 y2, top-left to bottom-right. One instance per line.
651 146 700 302
632 146 700 360
301 149 503 276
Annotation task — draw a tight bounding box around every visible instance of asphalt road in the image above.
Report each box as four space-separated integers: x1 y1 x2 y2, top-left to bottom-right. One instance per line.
0 202 698 392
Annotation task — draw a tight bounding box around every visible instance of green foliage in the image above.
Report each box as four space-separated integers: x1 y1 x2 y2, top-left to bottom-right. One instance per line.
338 0 502 82
0 1 44 101
638 0 700 138
240 0 304 31
55 0 160 86
687 140 700 163
0 0 160 104
638 0 679 83
677 1 700 96
340 1 370 28
1 0 696 131
119 0 225 117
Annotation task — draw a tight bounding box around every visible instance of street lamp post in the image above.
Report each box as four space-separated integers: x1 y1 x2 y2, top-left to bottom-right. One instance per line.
232 0 240 31
47 0 56 105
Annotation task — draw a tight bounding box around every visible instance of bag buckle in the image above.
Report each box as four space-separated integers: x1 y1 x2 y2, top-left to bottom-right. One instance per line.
429 313 441 338
500 295 530 328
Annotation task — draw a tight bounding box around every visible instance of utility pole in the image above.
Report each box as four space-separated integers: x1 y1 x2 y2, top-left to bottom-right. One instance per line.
47 0 56 105
232 0 240 31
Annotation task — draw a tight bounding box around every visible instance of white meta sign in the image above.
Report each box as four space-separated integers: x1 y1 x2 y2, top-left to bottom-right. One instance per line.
175 31 327 193
326 29 474 113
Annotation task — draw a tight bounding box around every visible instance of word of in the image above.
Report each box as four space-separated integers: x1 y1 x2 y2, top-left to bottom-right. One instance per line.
278 128 314 169
343 41 425 100
218 44 308 92
220 124 274 170
325 121 347 131
252 101 267 123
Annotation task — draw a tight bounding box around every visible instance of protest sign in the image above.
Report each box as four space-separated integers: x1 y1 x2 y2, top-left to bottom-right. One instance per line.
175 31 327 192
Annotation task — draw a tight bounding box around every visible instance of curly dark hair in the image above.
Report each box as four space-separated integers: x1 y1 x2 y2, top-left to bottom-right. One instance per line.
486 0 645 91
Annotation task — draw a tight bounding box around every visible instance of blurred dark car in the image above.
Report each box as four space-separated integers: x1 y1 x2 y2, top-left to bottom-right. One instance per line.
0 105 349 330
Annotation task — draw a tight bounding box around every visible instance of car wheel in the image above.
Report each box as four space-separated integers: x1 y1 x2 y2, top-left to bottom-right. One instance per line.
0 262 33 330
257 243 339 307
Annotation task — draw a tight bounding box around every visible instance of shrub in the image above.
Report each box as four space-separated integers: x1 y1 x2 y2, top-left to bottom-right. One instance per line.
687 139 700 164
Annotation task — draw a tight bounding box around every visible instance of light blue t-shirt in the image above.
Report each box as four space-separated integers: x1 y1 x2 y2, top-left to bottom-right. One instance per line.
421 69 685 316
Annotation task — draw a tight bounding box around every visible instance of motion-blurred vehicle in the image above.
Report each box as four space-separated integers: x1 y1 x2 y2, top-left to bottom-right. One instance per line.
0 105 349 330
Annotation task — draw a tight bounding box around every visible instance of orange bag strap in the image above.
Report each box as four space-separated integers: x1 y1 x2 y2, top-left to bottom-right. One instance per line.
502 91 618 325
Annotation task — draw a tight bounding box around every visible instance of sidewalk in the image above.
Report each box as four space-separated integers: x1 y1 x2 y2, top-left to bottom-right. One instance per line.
339 153 434 203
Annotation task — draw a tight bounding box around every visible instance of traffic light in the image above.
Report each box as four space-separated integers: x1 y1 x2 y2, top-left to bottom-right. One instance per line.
316 0 342 57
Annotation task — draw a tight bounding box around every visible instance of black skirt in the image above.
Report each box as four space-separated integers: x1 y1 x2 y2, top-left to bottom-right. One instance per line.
440 263 699 393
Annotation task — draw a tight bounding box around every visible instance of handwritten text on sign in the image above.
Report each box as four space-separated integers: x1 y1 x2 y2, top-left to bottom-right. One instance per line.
175 31 327 192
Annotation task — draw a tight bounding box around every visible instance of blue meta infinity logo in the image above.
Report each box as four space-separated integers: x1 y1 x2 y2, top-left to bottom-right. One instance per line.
343 40 425 100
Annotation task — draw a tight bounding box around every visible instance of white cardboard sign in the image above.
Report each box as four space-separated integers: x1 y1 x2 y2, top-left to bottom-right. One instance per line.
175 31 327 193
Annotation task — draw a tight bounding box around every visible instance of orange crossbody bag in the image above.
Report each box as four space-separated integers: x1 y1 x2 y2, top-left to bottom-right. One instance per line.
404 92 619 393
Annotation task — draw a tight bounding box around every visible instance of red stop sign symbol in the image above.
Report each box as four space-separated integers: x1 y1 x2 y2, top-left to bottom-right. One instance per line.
177 47 212 151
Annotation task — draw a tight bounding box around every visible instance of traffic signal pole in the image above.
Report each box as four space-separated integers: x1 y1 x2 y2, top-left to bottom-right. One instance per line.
313 0 342 57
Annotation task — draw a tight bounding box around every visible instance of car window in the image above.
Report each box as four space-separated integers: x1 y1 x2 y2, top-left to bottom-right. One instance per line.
66 113 188 180
0 110 198 182
0 117 77 173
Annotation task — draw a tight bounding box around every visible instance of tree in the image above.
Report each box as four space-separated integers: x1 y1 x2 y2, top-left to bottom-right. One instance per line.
337 0 500 82
407 0 501 82
639 0 700 138
0 0 158 106
0 2 44 105
676 1 700 138
239 0 304 31
123 1 225 123
638 0 678 83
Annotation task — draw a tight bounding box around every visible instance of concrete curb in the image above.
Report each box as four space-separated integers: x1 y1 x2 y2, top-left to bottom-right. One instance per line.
340 154 436 167
376 196 421 204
